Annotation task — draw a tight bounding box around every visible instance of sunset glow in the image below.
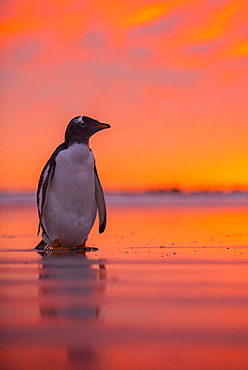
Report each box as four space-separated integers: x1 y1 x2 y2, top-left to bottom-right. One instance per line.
1 0 248 192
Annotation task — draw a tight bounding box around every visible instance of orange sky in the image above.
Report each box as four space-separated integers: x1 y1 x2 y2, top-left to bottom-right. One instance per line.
1 0 248 192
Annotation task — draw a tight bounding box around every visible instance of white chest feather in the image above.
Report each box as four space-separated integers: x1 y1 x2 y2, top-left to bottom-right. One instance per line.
52 143 95 201
42 143 97 247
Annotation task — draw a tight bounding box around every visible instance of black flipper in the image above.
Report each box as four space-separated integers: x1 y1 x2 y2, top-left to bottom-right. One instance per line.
94 164 107 233
36 142 68 236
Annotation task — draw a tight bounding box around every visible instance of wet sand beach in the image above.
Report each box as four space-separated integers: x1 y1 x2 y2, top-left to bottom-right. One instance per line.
0 193 248 370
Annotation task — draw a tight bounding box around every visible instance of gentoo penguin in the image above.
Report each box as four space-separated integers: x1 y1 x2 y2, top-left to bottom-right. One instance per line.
35 116 110 250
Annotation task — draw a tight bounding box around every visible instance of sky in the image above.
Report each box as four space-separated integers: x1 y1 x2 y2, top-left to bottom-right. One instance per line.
1 0 248 192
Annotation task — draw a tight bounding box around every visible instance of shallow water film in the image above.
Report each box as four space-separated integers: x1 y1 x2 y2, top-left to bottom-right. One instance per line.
0 193 248 370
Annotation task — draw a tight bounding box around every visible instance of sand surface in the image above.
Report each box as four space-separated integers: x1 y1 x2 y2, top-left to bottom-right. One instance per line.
0 193 248 369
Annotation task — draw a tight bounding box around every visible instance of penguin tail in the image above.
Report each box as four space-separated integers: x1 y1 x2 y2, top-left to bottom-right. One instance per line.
35 240 50 250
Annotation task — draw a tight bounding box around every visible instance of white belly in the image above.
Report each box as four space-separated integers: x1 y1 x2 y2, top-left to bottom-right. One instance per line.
42 143 97 247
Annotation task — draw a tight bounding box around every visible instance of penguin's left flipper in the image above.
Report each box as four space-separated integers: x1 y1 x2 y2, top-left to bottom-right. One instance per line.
94 165 107 234
35 239 50 250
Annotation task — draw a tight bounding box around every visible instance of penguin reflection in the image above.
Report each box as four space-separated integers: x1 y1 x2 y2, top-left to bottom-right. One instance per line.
37 250 106 320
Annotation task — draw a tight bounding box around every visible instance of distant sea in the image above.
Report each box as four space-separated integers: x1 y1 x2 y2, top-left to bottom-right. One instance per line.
1 190 248 207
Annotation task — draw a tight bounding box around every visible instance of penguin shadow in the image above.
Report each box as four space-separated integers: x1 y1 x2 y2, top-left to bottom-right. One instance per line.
37 249 107 320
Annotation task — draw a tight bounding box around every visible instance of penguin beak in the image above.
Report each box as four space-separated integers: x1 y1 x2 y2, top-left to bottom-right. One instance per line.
95 123 111 129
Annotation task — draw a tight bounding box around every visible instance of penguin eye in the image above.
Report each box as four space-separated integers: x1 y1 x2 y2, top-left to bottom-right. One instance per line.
81 122 85 127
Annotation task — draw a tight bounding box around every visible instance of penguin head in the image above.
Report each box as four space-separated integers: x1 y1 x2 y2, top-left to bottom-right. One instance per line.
65 116 110 144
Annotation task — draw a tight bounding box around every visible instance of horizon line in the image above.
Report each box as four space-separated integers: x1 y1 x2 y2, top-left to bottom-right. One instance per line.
1 188 248 195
